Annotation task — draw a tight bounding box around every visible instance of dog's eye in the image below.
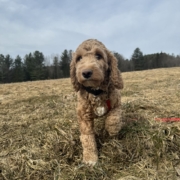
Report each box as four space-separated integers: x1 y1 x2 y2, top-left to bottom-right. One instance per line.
76 56 82 62
95 54 102 60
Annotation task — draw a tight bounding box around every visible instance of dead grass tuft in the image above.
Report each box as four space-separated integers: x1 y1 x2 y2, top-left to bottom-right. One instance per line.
0 68 180 180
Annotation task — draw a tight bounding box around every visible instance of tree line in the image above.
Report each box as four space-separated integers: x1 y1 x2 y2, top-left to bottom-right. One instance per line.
126 48 180 71
0 50 71 83
0 48 180 83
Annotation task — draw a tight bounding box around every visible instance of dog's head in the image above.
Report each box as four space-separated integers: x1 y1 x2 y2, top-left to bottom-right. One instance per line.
70 39 123 92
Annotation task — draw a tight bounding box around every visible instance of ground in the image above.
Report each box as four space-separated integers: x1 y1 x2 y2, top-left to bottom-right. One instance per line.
0 67 180 180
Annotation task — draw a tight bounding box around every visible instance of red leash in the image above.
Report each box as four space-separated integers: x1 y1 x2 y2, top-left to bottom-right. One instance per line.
155 118 180 122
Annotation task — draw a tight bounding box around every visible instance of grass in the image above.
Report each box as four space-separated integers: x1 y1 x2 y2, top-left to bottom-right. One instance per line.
0 67 180 180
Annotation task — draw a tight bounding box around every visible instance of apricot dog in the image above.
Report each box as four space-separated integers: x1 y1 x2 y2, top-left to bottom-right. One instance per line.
70 39 123 165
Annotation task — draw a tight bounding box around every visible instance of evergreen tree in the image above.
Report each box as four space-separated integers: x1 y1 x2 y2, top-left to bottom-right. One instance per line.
60 50 71 78
12 55 24 82
24 51 45 81
33 51 45 80
131 48 144 71
0 54 5 83
4 54 13 82
24 53 34 81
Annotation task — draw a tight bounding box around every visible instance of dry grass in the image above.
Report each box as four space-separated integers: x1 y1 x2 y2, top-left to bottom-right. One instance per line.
0 67 180 180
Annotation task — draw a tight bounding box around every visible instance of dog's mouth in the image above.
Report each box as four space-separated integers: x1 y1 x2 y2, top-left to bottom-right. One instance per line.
81 78 102 88
83 86 104 96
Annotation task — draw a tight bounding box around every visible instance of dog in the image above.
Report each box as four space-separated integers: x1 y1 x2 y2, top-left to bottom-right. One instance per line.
70 39 123 165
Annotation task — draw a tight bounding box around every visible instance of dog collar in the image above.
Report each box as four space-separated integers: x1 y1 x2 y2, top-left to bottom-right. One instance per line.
106 99 111 111
83 86 111 112
83 86 104 96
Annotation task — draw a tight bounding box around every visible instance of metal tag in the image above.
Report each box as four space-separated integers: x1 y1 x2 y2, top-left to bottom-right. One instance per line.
94 106 107 116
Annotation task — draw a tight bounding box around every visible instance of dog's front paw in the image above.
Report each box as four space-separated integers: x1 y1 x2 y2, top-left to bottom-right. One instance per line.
80 134 98 166
83 152 98 166
83 160 97 166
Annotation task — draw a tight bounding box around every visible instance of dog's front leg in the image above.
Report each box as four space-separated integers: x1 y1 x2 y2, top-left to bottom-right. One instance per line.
105 106 123 136
77 104 98 165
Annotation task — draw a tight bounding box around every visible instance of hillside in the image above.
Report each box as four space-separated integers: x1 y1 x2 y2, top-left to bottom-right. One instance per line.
0 67 180 180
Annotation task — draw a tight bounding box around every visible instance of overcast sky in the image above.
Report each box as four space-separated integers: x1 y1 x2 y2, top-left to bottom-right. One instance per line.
0 0 180 59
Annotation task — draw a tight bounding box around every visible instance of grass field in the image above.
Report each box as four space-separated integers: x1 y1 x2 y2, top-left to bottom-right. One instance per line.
0 67 180 180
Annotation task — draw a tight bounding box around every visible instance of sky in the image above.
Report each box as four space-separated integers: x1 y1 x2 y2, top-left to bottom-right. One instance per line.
0 0 180 60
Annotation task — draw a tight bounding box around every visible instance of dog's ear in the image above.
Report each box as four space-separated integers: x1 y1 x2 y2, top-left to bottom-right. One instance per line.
70 52 81 92
107 51 123 89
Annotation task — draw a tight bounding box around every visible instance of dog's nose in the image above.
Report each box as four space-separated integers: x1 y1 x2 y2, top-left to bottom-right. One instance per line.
82 70 93 79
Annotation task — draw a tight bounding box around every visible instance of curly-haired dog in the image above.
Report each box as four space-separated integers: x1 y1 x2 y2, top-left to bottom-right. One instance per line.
70 39 123 165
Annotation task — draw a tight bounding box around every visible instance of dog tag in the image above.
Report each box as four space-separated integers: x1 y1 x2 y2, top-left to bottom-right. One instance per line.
94 106 107 116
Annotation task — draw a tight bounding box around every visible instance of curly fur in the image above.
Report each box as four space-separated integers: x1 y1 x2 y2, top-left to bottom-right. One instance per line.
70 39 123 165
